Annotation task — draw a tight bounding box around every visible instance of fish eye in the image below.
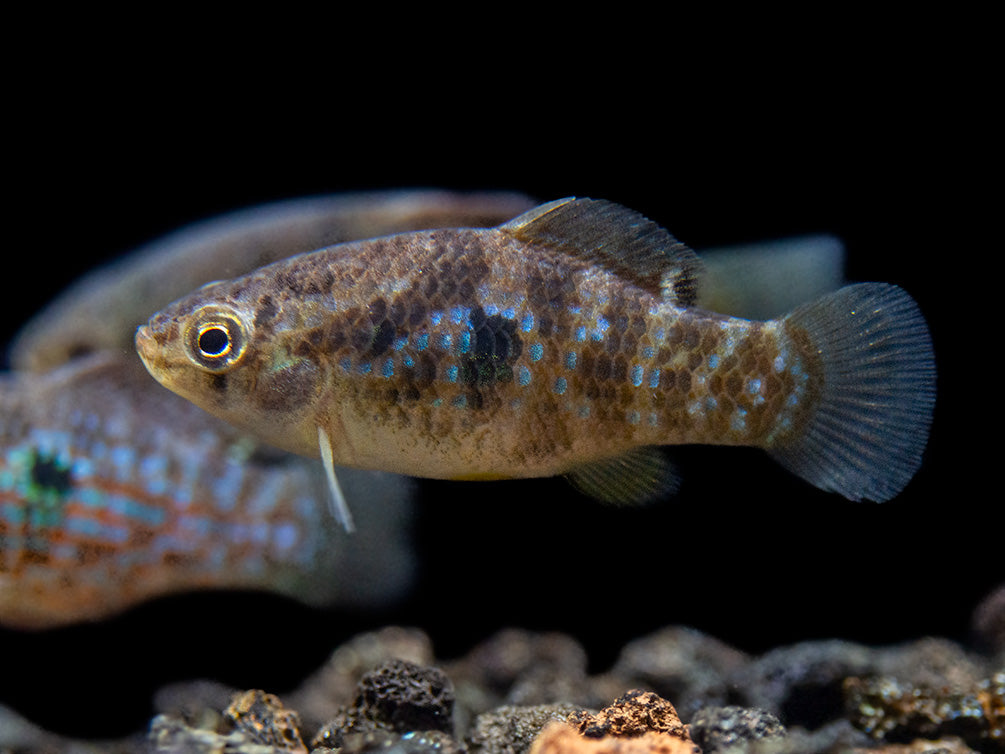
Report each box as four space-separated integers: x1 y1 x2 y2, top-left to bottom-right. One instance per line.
184 305 250 372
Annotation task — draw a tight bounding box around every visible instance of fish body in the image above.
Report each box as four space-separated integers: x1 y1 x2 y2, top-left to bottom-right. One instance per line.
0 354 413 629
136 198 935 506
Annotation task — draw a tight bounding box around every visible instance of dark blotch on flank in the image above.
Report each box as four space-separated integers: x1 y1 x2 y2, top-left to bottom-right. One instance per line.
368 319 396 358
460 306 522 389
368 298 387 323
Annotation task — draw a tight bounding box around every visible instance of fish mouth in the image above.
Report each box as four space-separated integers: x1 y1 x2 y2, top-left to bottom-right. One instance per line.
134 325 157 370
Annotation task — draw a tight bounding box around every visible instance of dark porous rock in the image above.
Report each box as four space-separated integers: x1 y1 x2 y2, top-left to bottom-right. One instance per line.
467 703 584 754
611 626 748 718
356 659 455 734
314 659 458 749
687 706 786 753
567 690 688 740
729 639 875 728
290 627 435 733
844 673 1004 754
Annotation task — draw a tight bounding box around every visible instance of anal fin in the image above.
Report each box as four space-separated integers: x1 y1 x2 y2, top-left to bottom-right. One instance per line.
564 447 679 506
318 425 355 533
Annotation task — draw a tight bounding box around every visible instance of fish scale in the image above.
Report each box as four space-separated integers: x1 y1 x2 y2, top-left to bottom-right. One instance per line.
0 356 342 628
137 197 935 512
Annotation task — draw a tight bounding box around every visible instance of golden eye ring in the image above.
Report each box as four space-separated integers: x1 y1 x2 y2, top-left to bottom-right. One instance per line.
184 305 250 372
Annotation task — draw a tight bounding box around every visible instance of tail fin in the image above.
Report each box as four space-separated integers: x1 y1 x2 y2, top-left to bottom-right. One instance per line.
768 283 935 502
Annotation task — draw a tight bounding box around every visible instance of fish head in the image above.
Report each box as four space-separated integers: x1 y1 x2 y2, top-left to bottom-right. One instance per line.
135 278 324 457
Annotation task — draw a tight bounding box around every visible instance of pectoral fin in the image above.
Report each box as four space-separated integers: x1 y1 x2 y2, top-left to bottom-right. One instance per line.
318 425 355 533
564 447 679 506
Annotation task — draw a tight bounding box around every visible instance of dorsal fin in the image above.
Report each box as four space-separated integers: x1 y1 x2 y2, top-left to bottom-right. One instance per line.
500 197 702 305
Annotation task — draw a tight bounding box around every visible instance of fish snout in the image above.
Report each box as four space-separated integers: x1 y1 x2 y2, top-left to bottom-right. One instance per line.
134 324 158 369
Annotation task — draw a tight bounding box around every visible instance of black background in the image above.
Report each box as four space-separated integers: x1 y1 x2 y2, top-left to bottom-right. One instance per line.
1 20 995 739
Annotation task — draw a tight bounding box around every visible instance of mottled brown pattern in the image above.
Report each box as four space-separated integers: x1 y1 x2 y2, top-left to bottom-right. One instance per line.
137 203 825 481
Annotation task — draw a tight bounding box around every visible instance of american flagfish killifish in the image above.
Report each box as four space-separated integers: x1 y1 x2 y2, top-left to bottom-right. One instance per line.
135 197 935 525
0 353 414 628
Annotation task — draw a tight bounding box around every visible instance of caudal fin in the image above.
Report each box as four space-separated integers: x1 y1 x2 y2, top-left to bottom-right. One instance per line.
768 283 935 502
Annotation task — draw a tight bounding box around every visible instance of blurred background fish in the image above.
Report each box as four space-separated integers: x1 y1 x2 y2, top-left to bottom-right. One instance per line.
1 190 543 629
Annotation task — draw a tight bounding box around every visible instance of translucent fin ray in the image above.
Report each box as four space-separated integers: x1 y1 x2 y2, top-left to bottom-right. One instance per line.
318 425 355 532
501 197 702 305
565 447 679 505
768 283 935 502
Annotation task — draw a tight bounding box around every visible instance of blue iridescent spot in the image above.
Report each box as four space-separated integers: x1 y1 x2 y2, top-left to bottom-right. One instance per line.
642 346 655 359
439 333 452 350
631 364 644 387
358 362 372 375
73 456 96 478
111 446 135 481
502 307 516 319
450 306 468 324
416 333 429 351
708 354 720 369
530 343 543 361
627 410 640 425
458 331 471 354
575 326 587 342
273 522 298 552
340 357 351 373
518 366 532 386
451 395 467 408
403 354 415 368
565 352 577 370
393 336 408 351
706 396 718 410
554 377 567 395
431 311 443 326
521 312 535 332
747 378 762 394
731 408 748 432
382 358 394 378
446 365 459 383
485 303 499 316
648 370 660 389
592 316 610 340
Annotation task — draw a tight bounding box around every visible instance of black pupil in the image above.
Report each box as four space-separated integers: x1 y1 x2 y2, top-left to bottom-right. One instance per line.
199 326 230 356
